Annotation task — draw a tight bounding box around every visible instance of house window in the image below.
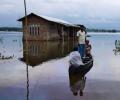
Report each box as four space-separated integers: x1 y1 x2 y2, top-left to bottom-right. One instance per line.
35 25 37 35
31 25 35 36
29 24 40 36
38 26 40 35
29 26 32 35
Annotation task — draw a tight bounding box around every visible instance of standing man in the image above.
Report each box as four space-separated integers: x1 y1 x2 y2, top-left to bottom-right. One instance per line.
77 27 86 59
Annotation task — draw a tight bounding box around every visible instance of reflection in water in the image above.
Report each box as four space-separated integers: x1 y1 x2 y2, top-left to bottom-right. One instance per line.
68 57 93 96
24 40 77 99
21 40 77 67
113 40 120 55
26 64 29 100
69 66 86 96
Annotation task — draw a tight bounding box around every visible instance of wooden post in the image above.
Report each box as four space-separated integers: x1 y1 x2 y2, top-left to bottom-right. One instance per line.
74 28 76 47
46 31 48 41
73 27 74 48
67 27 70 52
62 26 64 42
61 26 64 55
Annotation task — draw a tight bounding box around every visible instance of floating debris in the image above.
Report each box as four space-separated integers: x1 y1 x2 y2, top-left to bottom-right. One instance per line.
13 40 17 42
86 35 91 37
0 54 14 60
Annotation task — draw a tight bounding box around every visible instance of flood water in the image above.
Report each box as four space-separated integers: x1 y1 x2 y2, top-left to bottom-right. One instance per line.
0 32 120 100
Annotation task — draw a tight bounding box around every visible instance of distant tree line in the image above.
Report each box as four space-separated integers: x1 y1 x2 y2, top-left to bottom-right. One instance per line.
0 27 22 32
87 28 120 33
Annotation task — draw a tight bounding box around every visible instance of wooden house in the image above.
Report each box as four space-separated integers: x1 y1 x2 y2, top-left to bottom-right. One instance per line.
18 13 80 41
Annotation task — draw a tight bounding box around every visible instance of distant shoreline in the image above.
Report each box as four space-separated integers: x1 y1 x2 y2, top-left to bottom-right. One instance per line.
87 29 120 33
88 32 120 35
0 31 22 33
0 27 120 33
0 27 22 32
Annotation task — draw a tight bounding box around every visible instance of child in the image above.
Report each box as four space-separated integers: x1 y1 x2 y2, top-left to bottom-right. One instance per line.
85 40 92 58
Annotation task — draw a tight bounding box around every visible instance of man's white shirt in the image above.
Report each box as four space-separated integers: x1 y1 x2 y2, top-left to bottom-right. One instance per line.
77 30 85 44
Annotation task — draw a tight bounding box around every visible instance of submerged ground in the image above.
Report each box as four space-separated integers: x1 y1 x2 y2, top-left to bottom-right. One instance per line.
0 32 120 100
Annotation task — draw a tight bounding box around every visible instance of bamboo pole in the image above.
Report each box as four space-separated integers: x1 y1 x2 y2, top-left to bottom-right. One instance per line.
23 0 29 100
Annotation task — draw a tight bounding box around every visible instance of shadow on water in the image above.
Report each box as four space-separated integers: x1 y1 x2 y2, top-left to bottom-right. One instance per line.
26 63 29 100
68 56 93 96
20 40 77 67
113 40 120 55
69 67 86 96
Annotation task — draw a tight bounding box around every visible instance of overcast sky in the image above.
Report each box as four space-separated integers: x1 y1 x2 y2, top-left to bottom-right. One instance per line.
0 0 120 29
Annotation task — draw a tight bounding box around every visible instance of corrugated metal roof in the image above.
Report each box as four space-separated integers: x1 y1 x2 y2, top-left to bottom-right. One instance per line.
18 13 79 27
40 15 76 27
